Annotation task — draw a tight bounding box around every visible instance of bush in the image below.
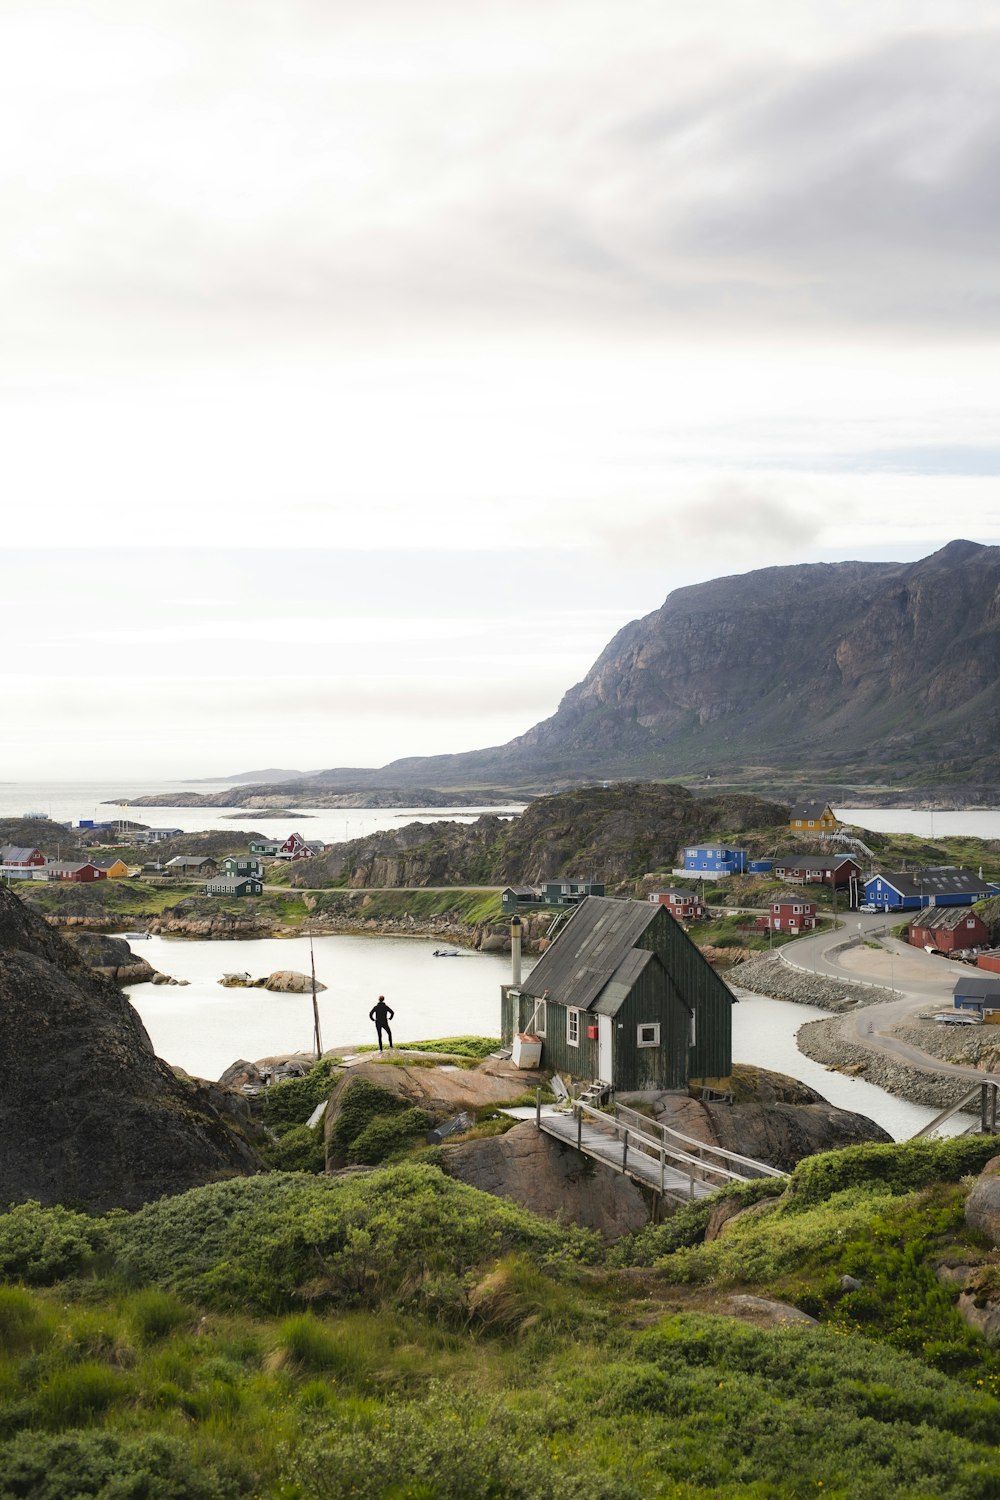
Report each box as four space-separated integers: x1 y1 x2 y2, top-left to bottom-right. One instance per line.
111 1166 599 1313
0 1287 56 1354
347 1108 431 1165
260 1124 326 1173
34 1363 132 1428
788 1137 1000 1206
125 1288 192 1345
261 1059 338 1132
609 1179 785 1266
0 1202 108 1285
327 1077 409 1162
0 1429 243 1499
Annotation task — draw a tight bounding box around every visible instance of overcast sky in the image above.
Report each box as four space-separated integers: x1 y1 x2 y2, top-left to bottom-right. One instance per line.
4 0 1000 783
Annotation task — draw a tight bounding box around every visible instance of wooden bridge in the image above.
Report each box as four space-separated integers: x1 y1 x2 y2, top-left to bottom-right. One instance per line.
534 1095 787 1203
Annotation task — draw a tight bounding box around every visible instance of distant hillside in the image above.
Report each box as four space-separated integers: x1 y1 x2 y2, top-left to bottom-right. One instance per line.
295 539 998 793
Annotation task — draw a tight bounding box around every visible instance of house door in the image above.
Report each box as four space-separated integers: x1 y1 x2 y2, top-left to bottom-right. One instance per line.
596 1015 613 1085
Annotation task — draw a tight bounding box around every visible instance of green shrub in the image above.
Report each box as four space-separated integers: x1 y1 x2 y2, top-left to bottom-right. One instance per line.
111 1166 599 1313
0 1201 108 1285
609 1178 785 1266
327 1077 409 1162
261 1123 326 1173
261 1058 338 1132
276 1313 352 1374
0 1429 243 1499
404 1038 500 1059
788 1137 1000 1206
347 1108 431 1165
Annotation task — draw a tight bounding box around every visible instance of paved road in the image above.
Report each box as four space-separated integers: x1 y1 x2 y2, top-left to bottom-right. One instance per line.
780 913 999 1088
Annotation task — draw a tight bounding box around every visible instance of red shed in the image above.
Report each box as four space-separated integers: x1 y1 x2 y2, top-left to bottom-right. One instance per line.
979 950 1000 976
909 908 988 954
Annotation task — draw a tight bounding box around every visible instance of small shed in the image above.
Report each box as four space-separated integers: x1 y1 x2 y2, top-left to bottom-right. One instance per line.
500 896 733 1092
954 974 1000 1020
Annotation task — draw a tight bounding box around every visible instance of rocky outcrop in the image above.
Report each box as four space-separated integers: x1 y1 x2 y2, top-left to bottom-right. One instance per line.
0 883 262 1212
261 970 327 993
965 1156 1000 1246
796 1014 978 1109
441 1122 651 1241
62 931 161 984
638 1084 891 1174
730 951 891 1012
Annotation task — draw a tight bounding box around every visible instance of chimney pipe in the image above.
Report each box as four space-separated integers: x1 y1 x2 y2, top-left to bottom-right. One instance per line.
510 916 522 987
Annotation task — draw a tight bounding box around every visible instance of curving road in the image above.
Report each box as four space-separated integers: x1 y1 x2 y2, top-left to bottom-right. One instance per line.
779 913 1000 1088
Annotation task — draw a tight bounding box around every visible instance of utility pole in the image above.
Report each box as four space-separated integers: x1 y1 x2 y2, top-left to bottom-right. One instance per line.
309 935 323 1060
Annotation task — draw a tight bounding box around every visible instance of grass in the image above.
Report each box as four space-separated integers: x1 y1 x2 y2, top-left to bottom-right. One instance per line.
5 1140 1000 1495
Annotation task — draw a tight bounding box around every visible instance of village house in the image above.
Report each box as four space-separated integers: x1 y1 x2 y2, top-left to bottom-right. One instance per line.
133 828 184 845
953 974 1000 1021
789 801 839 833
0 845 46 867
772 854 861 888
501 881 605 914
908 908 989 955
501 896 733 1092
223 856 265 880
249 837 281 857
864 868 997 912
90 857 130 879
46 861 106 883
648 889 705 920
205 874 264 897
164 855 219 878
764 898 817 934
680 845 747 876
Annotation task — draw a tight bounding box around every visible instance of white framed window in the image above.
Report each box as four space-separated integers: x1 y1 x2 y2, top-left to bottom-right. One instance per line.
567 1008 580 1047
637 1022 660 1048
533 999 546 1037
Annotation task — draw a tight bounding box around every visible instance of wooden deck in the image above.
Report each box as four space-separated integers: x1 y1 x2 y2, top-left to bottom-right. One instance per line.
527 1099 786 1204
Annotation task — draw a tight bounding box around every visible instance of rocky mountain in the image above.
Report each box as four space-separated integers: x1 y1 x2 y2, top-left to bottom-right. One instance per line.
288 782 787 888
0 882 262 1211
302 539 1000 792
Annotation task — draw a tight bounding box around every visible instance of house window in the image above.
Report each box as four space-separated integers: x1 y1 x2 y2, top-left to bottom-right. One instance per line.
637 1022 660 1048
533 1000 546 1037
567 1008 580 1047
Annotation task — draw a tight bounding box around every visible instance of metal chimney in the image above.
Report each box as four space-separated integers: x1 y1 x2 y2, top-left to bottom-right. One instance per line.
510 916 522 987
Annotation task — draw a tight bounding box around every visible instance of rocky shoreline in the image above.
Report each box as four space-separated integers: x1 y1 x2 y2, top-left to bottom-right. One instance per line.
795 1014 977 1111
729 950 893 1012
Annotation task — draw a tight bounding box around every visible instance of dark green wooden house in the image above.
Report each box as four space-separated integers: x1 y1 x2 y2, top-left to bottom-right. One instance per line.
501 896 733 1092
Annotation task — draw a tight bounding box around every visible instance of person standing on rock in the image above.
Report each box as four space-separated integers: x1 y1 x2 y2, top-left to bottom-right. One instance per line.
369 995 394 1052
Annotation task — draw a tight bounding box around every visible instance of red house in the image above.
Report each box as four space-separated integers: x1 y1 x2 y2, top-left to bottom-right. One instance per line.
46 861 107 883
274 833 314 861
648 889 705 920
766 898 817 933
980 951 1000 976
909 908 988 955
773 854 861 888
0 845 46 867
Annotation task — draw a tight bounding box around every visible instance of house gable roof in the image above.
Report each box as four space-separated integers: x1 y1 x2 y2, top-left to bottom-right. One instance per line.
774 853 857 871
871 868 993 899
790 801 837 820
912 907 987 933
518 897 663 1013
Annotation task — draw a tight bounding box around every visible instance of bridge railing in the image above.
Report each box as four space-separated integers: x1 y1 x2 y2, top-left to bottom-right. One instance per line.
614 1102 787 1180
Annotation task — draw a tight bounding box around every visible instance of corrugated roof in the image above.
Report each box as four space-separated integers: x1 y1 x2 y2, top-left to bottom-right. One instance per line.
774 853 857 871
955 975 1000 1001
591 947 660 1017
518 896 661 1012
912 907 987 933
790 801 836 819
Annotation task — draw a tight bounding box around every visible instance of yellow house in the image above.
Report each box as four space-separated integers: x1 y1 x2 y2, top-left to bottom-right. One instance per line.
789 801 839 833
93 857 130 879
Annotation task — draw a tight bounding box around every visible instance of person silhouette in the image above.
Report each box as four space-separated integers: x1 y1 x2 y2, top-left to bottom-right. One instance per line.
369 995 394 1052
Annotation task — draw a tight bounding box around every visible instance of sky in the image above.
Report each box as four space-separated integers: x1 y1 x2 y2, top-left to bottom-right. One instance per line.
4 0 1000 782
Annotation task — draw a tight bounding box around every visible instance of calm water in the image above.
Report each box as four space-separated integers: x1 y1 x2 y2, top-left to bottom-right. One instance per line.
125 933 965 1140
837 806 1000 840
0 780 523 845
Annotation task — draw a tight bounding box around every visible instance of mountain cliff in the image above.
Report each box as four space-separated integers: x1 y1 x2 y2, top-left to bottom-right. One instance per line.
322 539 999 791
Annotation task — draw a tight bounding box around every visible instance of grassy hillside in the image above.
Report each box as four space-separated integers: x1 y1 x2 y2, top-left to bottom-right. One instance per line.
4 1136 1000 1497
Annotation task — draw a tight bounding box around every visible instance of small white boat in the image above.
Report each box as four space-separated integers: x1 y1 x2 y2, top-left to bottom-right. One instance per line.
124 930 152 940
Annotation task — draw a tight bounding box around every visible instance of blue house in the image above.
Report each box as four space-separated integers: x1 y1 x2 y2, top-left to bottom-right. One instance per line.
682 846 747 876
953 974 1000 1017
864 868 997 912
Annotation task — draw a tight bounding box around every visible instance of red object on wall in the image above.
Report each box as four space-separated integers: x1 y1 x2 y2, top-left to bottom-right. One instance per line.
587 1025 599 1040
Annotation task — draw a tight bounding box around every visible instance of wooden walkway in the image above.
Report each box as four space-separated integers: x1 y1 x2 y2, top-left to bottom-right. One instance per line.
533 1099 786 1204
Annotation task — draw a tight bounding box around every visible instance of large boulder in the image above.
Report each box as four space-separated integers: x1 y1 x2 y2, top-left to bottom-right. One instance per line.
441 1122 651 1241
62 931 161 985
965 1155 1000 1246
0 883 262 1211
262 970 327 993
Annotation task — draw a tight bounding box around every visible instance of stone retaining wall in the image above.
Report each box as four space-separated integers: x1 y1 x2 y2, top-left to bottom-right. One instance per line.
730 952 892 1012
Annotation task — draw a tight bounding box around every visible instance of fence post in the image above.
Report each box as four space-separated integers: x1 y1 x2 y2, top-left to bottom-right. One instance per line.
577 1105 582 1151
536 1088 541 1129
660 1151 665 1195
622 1128 629 1173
